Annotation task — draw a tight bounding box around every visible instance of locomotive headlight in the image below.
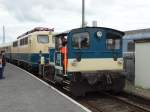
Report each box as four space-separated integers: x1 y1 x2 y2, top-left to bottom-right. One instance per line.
96 31 103 39
71 60 78 66
117 58 123 65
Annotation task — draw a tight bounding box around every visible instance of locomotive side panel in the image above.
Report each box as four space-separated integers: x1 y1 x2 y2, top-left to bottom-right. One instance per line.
11 29 54 68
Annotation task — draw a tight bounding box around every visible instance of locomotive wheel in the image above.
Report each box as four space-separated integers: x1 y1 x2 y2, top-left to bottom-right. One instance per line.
69 72 86 97
112 75 125 94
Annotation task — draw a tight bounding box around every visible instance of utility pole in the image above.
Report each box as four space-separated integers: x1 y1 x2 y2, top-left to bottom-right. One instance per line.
82 0 85 27
3 25 5 43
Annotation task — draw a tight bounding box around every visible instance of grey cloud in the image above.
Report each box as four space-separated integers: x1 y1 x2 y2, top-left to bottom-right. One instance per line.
1 0 44 22
90 0 115 6
1 0 84 22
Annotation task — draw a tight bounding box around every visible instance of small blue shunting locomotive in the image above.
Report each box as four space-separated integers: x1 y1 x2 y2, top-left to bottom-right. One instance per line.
44 27 125 96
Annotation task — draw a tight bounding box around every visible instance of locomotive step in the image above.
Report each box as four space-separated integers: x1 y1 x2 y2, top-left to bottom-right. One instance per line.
63 86 71 92
43 77 56 84
63 80 71 85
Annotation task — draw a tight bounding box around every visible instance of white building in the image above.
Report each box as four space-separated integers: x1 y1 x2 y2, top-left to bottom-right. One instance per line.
135 38 150 89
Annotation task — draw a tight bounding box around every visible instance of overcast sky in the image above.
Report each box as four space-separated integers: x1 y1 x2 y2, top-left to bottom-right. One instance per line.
0 0 150 43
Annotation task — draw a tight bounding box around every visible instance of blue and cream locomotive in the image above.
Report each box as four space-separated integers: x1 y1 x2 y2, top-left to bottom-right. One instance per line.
2 27 54 71
44 27 125 96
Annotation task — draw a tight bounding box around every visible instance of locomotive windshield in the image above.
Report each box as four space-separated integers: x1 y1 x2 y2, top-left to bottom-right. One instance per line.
37 35 49 43
55 35 67 51
72 32 90 49
106 33 121 50
106 38 121 50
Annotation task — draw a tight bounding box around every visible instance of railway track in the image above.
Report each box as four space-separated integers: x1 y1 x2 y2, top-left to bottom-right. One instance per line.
78 92 150 112
105 92 150 112
15 63 150 112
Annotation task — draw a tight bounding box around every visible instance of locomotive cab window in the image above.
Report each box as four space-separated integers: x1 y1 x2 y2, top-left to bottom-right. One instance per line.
72 32 90 49
106 38 121 50
37 35 49 43
55 35 67 51
106 33 121 50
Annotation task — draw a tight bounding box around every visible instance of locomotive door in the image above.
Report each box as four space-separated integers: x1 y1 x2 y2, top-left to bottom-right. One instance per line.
55 51 62 68
55 35 68 76
28 36 32 63
55 36 64 74
106 33 122 61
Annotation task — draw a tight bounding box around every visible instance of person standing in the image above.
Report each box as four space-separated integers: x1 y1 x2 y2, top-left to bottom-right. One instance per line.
60 38 68 75
38 51 45 76
2 51 6 73
0 53 4 79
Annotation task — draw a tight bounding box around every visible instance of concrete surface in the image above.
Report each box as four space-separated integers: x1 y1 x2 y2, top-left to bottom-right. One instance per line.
0 63 88 112
124 80 150 100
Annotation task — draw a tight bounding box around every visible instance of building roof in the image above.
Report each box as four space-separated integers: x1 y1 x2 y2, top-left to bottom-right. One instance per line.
124 28 150 40
125 28 150 34
134 38 150 43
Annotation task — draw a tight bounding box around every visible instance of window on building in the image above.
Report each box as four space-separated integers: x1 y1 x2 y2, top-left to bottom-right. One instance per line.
37 35 49 43
72 32 90 49
127 41 135 52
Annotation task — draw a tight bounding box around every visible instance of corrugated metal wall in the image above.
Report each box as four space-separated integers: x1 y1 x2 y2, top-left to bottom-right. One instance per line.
123 53 135 83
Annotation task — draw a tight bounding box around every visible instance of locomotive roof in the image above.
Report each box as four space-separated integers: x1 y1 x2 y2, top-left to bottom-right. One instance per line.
54 27 124 37
53 30 71 37
17 27 54 39
72 27 124 34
